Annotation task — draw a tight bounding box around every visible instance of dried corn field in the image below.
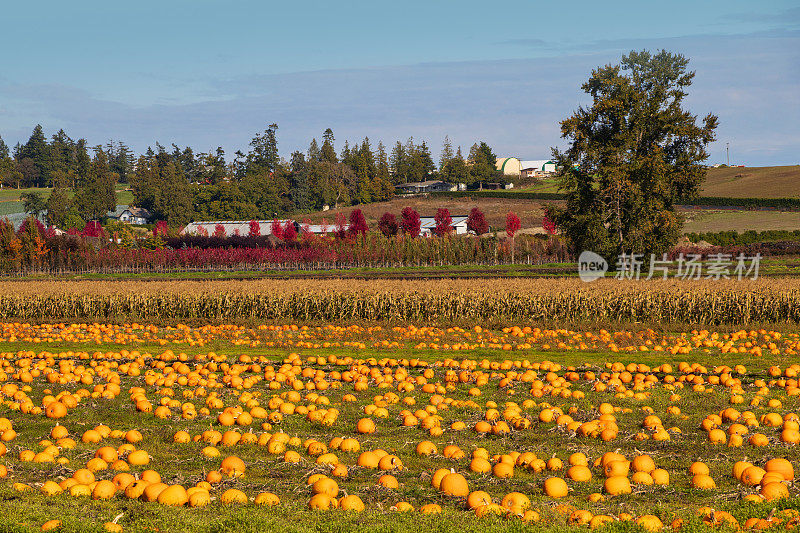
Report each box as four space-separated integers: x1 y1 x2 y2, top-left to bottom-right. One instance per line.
1 278 800 324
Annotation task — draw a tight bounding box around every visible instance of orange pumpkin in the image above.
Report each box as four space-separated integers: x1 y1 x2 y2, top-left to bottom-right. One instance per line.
543 477 569 498
440 473 469 497
157 485 189 506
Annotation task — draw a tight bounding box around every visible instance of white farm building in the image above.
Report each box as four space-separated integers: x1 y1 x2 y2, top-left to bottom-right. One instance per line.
181 220 297 237
495 157 522 177
180 220 344 237
419 215 469 236
521 160 557 178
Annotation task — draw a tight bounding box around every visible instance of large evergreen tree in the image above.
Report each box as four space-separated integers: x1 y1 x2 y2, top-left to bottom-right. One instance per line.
439 136 454 169
20 125 51 187
321 128 337 163
198 148 228 185
389 141 406 184
374 142 394 200
45 187 70 227
49 129 75 186
74 139 91 189
73 149 117 221
290 151 311 210
468 142 499 188
547 49 718 260
246 124 280 173
153 160 193 224
130 154 159 212
352 138 376 204
0 136 21 189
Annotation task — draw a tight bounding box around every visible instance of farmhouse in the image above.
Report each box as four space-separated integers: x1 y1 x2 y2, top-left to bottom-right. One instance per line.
521 160 557 178
395 180 456 194
107 205 152 225
419 215 469 236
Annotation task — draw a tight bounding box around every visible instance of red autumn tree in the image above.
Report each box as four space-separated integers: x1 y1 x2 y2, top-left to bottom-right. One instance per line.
300 219 312 239
153 220 169 237
506 212 521 263
467 207 488 235
506 212 521 239
82 221 105 238
18 217 46 239
271 219 284 241
248 220 261 237
401 207 421 238
348 209 369 237
282 221 297 242
213 224 226 238
542 214 557 235
433 208 452 237
334 212 347 240
377 212 398 237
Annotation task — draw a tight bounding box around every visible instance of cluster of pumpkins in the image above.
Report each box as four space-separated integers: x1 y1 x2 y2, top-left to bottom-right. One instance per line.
5 324 800 358
4 342 800 533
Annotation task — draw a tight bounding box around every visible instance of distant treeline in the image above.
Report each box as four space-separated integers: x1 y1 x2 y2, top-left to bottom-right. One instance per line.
0 125 508 228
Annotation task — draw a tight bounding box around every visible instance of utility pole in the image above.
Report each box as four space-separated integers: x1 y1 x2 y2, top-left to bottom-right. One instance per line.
726 142 730 166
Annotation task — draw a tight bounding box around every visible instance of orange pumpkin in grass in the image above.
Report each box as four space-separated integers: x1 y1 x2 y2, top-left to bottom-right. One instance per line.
339 495 365 511
312 477 339 498
741 466 766 487
142 482 168 502
543 477 569 498
45 401 67 419
220 488 248 504
308 493 334 510
91 480 116 500
761 482 789 501
501 492 530 510
467 491 492 509
604 476 632 495
440 473 469 497
254 492 280 506
765 458 794 481
220 456 246 477
356 418 375 434
157 485 189 506
691 474 716 490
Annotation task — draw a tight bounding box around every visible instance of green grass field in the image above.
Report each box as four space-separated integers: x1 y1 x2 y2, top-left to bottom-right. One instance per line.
0 186 134 219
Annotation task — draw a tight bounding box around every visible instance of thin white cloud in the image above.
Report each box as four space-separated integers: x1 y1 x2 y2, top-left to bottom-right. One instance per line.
0 30 797 166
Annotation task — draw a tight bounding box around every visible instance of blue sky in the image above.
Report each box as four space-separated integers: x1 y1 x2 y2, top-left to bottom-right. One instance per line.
1 0 798 166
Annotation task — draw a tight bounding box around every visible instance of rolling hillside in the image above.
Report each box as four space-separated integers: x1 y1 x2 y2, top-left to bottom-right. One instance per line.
700 165 800 198
299 196 547 230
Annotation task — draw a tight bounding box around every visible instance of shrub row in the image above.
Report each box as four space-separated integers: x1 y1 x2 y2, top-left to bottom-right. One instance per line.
686 230 800 247
431 191 800 209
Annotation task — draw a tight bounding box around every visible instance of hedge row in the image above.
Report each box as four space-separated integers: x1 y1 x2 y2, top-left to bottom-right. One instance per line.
685 230 800 247
430 191 800 209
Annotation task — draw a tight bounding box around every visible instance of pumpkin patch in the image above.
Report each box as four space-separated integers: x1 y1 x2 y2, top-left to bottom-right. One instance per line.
0 321 797 531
